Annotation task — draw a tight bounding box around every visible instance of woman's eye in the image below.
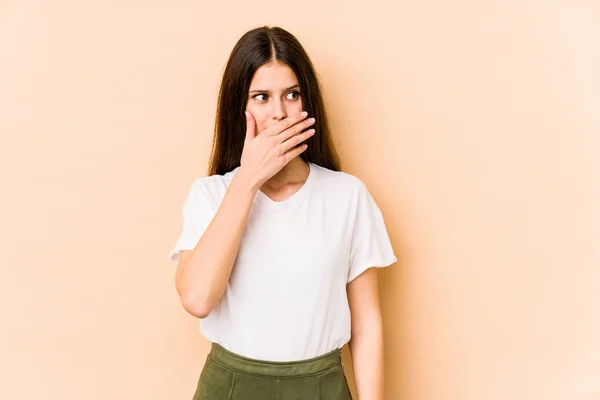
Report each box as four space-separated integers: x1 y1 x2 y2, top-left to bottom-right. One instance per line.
254 94 267 101
252 91 300 102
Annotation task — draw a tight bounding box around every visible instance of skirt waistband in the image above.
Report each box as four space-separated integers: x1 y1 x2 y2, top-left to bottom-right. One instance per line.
208 343 343 378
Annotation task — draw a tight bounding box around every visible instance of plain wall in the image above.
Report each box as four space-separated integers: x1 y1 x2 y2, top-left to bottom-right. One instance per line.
1 1 599 399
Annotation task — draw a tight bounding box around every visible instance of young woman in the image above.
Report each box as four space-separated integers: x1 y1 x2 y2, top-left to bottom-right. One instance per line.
169 26 397 400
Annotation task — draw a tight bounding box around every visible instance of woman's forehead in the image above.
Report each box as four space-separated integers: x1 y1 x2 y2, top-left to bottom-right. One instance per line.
250 62 298 90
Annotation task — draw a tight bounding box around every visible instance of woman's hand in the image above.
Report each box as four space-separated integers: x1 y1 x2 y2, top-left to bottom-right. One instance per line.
239 110 315 191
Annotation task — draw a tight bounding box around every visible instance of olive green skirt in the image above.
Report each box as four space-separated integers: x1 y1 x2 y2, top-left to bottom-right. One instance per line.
192 342 353 400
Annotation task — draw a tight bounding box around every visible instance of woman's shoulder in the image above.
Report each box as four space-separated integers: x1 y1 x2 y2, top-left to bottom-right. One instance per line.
186 168 238 201
311 164 382 215
311 163 367 193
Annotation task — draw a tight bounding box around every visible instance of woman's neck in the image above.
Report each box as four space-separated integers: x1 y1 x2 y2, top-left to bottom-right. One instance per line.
261 158 309 192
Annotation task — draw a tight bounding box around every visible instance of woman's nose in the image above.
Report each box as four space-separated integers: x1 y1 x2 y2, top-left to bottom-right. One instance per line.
271 101 287 121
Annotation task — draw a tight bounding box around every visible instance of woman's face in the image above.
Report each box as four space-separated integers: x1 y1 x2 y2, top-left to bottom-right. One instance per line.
246 61 303 134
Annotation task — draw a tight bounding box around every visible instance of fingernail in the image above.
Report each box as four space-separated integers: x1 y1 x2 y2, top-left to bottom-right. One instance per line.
301 111 308 117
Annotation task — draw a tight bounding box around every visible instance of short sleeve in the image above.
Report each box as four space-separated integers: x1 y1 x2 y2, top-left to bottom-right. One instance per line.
347 181 398 283
168 178 215 263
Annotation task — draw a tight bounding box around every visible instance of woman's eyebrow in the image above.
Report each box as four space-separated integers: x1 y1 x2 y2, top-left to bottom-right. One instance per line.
249 84 299 93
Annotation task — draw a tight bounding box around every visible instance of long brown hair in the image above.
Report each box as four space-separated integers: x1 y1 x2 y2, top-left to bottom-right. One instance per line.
207 26 341 176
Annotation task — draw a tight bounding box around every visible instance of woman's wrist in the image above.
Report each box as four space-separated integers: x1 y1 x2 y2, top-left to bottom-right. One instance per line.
232 167 260 196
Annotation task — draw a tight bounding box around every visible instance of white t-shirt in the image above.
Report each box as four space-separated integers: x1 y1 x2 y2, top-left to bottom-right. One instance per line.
169 162 397 361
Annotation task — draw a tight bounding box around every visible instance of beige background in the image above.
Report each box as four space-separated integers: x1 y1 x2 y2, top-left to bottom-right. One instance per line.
2 1 599 399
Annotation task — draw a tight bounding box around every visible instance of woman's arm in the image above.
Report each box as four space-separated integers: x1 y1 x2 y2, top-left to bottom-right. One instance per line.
347 267 385 400
175 169 257 318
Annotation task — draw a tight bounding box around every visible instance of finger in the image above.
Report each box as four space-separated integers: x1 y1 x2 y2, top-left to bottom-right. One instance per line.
283 143 308 163
277 117 315 143
263 111 308 137
245 111 257 141
281 128 314 153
